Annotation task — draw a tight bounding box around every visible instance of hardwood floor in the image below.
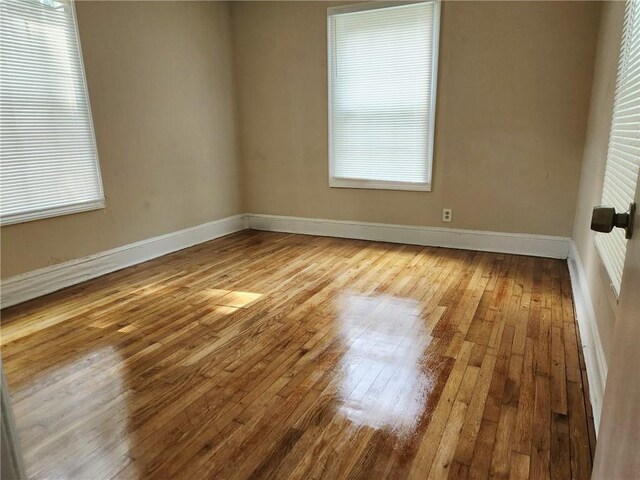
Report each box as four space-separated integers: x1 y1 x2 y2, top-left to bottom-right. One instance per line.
1 231 595 479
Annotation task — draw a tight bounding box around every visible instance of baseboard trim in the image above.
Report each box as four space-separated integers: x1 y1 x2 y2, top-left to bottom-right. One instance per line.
567 241 607 434
0 214 248 309
0 213 572 309
246 214 571 259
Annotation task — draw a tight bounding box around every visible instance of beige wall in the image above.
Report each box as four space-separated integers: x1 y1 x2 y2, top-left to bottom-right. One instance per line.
1 1 603 280
572 1 625 365
0 1 242 278
231 1 601 236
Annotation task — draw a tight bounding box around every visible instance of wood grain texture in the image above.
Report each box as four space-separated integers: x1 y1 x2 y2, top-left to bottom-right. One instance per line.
0 231 595 479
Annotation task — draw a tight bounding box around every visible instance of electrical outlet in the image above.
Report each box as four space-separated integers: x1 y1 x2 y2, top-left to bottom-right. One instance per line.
442 208 452 222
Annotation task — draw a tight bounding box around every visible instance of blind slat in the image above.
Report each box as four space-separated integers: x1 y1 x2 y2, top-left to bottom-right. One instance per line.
597 0 640 296
0 0 104 226
328 2 438 189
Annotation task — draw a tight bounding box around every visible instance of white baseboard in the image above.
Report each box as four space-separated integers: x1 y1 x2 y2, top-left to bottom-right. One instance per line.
1 212 571 310
246 213 571 259
0 214 248 309
567 241 607 434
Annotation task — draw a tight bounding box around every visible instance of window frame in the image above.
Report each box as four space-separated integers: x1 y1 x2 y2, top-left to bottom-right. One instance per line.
326 0 440 192
0 0 105 227
593 0 640 298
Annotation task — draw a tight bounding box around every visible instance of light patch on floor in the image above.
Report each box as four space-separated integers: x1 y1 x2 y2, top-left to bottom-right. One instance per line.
337 293 436 436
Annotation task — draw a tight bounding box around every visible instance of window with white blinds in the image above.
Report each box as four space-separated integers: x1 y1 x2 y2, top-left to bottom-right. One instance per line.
0 0 104 226
595 0 640 296
328 1 439 191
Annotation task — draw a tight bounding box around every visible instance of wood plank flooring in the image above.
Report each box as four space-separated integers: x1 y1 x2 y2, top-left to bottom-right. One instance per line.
1 231 595 479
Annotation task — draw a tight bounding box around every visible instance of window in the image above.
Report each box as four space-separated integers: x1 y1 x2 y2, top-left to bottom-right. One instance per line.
595 0 640 296
0 0 104 226
327 1 440 191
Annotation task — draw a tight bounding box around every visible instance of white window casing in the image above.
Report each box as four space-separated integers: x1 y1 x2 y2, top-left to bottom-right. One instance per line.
328 1 440 192
0 0 104 226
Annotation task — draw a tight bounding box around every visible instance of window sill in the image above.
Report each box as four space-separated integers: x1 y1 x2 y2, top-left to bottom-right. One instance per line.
1 199 106 227
329 178 431 192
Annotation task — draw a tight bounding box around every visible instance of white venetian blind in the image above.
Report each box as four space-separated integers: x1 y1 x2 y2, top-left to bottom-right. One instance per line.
0 0 104 226
328 1 439 191
595 0 640 296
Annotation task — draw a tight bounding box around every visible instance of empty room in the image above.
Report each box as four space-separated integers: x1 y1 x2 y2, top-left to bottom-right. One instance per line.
0 0 639 479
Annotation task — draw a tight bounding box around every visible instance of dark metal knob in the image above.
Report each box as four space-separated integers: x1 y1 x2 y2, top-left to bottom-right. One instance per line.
591 203 636 239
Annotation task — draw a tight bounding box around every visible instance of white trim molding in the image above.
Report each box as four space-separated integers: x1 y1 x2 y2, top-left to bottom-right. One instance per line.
327 1 440 193
246 214 571 259
0 214 248 309
567 241 608 433
1 212 571 310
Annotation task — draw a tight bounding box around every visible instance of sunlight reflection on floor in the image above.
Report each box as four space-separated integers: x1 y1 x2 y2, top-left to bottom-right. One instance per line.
15 346 132 478
337 293 435 436
7 285 266 477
